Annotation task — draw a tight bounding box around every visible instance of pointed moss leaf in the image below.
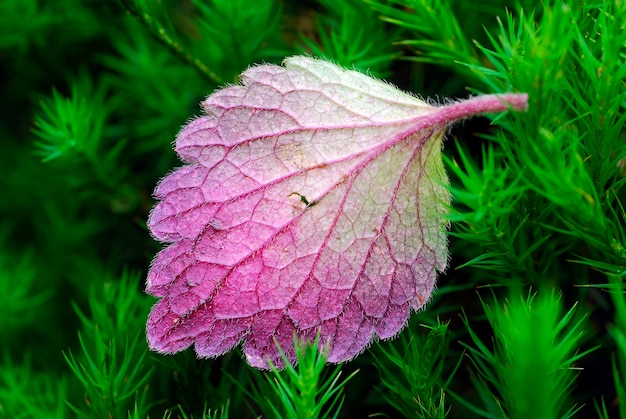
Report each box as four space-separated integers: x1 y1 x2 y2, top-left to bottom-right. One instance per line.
146 56 527 369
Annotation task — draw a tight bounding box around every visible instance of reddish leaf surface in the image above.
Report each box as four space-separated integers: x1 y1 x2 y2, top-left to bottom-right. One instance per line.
146 56 528 369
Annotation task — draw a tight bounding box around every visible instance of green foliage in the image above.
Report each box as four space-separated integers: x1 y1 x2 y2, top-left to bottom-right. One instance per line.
459 291 592 418
0 245 52 331
372 321 453 418
1 0 624 417
153 350 245 417
32 72 110 163
603 272 626 419
300 0 397 76
0 0 102 53
160 400 229 419
0 353 69 419
237 336 358 418
63 271 154 418
120 0 285 83
443 142 532 276
64 331 153 418
366 0 478 67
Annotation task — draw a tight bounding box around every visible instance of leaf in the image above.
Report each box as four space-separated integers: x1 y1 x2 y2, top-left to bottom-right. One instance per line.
146 56 527 369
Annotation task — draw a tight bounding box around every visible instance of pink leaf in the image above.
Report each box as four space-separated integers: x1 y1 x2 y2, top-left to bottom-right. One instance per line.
146 56 528 369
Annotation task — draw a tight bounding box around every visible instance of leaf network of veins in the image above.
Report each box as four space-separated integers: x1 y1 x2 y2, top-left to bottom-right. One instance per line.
162 89 443 334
